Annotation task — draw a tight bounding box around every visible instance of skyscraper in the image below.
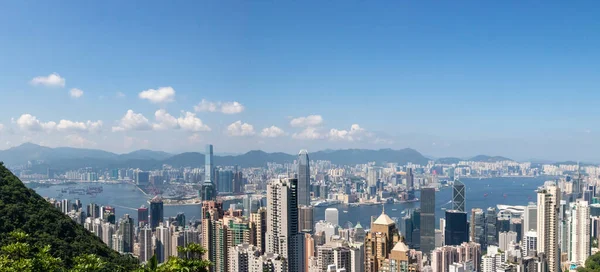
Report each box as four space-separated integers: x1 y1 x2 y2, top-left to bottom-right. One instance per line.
420 187 436 255
205 144 214 184
569 199 590 266
537 185 560 272
365 208 401 272
217 169 233 193
452 180 465 212
266 178 305 272
139 225 153 263
150 196 164 230
138 205 149 226
118 214 134 253
156 223 171 263
298 205 314 234
523 203 537 232
444 210 468 246
325 208 339 226
470 208 485 246
298 150 310 206
485 208 497 247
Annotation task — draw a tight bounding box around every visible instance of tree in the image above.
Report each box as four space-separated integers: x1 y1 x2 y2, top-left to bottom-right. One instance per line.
137 243 212 272
0 230 63 272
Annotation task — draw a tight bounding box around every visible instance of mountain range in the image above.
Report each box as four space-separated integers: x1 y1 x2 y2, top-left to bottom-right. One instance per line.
0 143 519 172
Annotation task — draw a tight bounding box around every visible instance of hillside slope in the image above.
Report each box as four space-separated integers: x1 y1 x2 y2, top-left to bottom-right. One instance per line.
0 162 138 270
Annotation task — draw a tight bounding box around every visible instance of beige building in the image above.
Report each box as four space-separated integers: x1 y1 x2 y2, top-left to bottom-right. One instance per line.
364 208 401 272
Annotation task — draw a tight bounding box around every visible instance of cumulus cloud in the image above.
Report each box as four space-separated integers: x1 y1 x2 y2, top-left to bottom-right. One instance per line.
152 109 179 130
292 127 324 140
194 99 245 114
69 88 84 98
112 110 153 132
30 73 65 87
290 115 323 127
260 126 286 138
177 111 211 132
65 134 96 147
227 121 255 136
15 114 57 132
138 87 175 103
328 124 368 141
56 120 103 133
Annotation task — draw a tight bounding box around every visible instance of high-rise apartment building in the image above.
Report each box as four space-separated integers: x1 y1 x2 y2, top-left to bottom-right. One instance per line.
138 205 149 226
537 185 560 272
569 199 590 266
139 225 153 263
118 214 134 253
484 208 497 247
298 150 311 206
299 205 315 234
250 207 267 253
523 203 537 232
266 178 305 272
420 187 436 255
156 223 171 263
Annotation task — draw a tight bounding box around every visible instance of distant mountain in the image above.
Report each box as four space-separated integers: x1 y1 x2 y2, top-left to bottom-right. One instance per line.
0 144 432 171
470 155 513 162
435 157 462 164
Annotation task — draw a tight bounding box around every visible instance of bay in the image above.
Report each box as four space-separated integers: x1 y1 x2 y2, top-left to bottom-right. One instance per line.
29 176 549 228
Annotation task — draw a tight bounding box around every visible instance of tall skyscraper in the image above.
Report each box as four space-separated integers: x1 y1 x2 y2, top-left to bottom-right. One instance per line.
485 208 498 247
365 208 401 272
569 199 590 265
150 196 164 230
444 210 468 246
217 169 233 193
139 225 153 263
205 144 214 183
523 203 537 232
137 205 149 227
470 208 485 246
298 205 314 234
452 180 465 212
298 150 310 206
118 214 134 253
537 185 560 272
250 207 267 253
325 208 339 226
420 187 436 255
156 223 171 263
266 178 305 272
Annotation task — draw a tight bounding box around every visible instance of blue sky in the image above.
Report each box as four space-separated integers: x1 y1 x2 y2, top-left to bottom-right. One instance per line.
0 1 599 161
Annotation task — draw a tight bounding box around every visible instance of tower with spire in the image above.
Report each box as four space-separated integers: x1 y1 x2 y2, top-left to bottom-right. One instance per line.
364 206 400 272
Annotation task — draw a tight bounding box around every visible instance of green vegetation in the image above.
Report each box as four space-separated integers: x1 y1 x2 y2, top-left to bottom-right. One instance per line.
0 162 211 271
578 252 600 272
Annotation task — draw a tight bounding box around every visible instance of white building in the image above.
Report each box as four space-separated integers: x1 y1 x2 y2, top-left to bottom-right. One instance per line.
498 231 517 251
139 225 154 263
537 185 560 272
156 223 171 263
229 243 261 272
325 208 340 226
569 199 590 266
523 231 537 257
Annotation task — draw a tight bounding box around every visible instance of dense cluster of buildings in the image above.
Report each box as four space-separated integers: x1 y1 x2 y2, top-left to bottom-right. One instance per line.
41 144 600 272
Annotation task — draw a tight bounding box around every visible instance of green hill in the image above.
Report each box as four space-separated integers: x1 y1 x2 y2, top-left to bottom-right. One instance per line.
0 162 138 270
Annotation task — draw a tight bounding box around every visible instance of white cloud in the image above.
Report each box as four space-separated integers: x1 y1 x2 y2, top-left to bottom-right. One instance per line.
116 92 126 98
188 133 202 143
328 124 367 141
112 110 153 132
260 126 286 138
15 114 56 132
227 121 255 136
194 99 245 114
177 111 211 132
138 87 175 103
124 136 150 149
0 124 4 132
290 115 323 127
69 88 84 98
220 101 245 114
152 109 179 130
292 127 323 140
30 73 65 87
56 120 103 133
65 134 96 147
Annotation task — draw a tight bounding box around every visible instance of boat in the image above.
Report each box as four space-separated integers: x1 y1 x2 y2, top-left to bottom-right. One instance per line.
484 193 489 197
401 210 406 215
392 209 397 211
343 210 348 213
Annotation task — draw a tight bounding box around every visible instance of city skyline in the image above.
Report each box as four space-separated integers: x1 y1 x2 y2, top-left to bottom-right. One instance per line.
1 2 600 161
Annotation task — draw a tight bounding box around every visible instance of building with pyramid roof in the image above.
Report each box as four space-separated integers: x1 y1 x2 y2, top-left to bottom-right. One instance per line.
365 206 401 272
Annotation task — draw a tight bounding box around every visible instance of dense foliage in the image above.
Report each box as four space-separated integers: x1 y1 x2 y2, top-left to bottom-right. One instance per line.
0 162 139 271
579 253 600 272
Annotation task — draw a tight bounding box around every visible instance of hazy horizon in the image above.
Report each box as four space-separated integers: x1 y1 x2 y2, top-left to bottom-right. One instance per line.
1 2 599 162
